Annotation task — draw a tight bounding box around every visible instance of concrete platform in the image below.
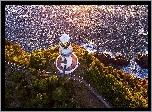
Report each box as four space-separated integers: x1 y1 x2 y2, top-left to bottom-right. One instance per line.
56 53 79 74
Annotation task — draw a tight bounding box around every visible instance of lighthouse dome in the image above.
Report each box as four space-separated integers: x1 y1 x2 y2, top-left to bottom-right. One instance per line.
60 34 70 42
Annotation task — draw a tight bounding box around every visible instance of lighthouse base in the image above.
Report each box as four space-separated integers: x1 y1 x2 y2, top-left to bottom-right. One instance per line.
56 53 79 74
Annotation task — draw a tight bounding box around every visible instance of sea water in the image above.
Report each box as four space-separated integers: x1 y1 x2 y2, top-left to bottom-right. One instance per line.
5 5 148 78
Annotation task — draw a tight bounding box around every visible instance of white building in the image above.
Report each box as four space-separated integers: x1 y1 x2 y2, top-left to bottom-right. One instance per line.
56 34 79 74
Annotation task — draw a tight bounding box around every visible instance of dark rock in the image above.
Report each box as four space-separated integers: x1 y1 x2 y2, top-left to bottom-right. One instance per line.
93 52 129 68
112 55 129 67
93 52 111 66
135 54 148 69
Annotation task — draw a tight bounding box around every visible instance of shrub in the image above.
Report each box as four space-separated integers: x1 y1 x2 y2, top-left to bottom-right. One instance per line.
85 55 148 108
29 49 46 69
5 40 30 67
52 87 67 102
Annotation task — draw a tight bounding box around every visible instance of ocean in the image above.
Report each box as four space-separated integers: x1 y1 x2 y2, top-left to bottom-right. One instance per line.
5 5 148 78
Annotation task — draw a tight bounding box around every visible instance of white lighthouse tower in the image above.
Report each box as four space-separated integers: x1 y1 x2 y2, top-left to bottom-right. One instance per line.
56 34 79 74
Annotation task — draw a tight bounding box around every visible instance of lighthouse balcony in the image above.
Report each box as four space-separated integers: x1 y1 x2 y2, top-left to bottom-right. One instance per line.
56 53 79 74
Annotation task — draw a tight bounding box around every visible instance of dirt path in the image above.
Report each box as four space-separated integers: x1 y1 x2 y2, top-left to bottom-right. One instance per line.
66 75 111 108
72 80 108 108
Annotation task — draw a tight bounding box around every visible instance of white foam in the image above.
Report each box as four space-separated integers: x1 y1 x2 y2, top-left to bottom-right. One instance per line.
123 59 148 78
144 50 148 54
103 50 115 58
81 43 97 53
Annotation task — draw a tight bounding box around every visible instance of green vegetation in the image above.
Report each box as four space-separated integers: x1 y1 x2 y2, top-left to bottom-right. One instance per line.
5 40 30 67
5 39 148 108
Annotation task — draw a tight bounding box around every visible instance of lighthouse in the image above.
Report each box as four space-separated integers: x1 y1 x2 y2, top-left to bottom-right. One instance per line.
56 34 79 74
